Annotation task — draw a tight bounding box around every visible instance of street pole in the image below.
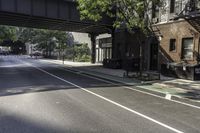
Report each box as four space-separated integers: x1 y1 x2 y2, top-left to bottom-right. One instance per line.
62 54 64 64
139 44 143 78
62 48 65 65
30 44 33 58
72 44 75 62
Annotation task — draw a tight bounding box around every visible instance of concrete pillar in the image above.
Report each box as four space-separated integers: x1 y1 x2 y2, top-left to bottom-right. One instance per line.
90 34 97 64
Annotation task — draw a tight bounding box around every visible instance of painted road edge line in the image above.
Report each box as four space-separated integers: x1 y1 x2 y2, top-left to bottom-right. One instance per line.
24 62 184 133
57 66 200 110
24 58 200 110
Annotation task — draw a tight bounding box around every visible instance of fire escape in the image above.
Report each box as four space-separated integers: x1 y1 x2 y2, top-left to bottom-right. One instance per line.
175 0 200 32
148 3 163 42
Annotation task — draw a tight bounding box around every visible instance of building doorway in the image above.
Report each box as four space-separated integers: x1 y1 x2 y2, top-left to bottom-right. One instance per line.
150 42 159 70
96 37 112 63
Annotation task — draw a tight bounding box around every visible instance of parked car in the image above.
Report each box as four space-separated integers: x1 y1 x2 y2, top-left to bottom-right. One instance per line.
30 52 43 58
0 51 9 56
33 52 42 56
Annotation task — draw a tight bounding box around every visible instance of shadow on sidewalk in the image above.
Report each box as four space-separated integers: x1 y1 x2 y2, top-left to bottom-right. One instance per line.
177 91 200 100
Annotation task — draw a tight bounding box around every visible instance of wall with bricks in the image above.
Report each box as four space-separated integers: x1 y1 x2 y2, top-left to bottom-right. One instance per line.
156 20 200 65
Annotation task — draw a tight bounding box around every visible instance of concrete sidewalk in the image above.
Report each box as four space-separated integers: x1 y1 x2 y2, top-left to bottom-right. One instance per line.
40 59 200 101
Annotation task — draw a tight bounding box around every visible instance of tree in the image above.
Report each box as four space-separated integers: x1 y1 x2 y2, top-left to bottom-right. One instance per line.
78 0 163 76
74 43 90 62
65 43 91 62
17 28 38 44
11 40 26 55
57 42 67 64
37 30 69 58
17 28 71 58
30 30 56 57
0 25 17 44
78 0 162 32
54 32 69 60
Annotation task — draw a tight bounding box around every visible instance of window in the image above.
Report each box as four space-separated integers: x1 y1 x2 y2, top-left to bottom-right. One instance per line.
169 39 176 52
182 38 194 60
152 3 159 18
170 0 175 13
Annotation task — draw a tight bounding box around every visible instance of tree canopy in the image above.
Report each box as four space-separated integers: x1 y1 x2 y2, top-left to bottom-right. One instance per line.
0 25 17 43
18 28 70 57
78 0 162 32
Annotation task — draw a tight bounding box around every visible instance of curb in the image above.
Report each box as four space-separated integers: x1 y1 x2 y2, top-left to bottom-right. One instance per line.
41 59 200 107
64 66 200 107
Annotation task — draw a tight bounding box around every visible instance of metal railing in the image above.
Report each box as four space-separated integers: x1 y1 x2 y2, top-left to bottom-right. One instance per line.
177 0 200 17
151 0 200 24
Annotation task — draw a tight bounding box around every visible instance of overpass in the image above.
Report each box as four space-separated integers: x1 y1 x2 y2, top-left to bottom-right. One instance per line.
0 0 113 33
0 0 114 63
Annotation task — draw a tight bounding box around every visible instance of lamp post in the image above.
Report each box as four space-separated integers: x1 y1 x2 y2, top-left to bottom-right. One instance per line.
158 36 162 73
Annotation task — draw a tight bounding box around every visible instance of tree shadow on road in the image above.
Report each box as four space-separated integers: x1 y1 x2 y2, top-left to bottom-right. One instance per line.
0 65 125 97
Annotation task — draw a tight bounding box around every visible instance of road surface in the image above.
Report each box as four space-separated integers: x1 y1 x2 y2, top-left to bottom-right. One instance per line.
0 55 200 133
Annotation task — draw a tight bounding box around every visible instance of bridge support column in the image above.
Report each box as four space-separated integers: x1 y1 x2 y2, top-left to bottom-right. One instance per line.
90 34 97 64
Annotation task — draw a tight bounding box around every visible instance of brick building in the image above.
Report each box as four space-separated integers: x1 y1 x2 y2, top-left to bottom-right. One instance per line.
145 0 200 80
150 0 200 79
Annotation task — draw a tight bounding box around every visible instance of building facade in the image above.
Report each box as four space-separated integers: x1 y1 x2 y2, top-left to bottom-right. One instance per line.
151 0 200 66
68 32 112 63
96 34 112 63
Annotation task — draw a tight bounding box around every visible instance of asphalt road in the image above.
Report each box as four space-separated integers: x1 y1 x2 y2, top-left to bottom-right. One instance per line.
0 55 200 133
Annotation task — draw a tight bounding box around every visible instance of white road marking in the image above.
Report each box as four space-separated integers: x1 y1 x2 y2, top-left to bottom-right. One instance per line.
165 93 172 100
23 61 184 133
57 67 200 110
18 58 200 109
